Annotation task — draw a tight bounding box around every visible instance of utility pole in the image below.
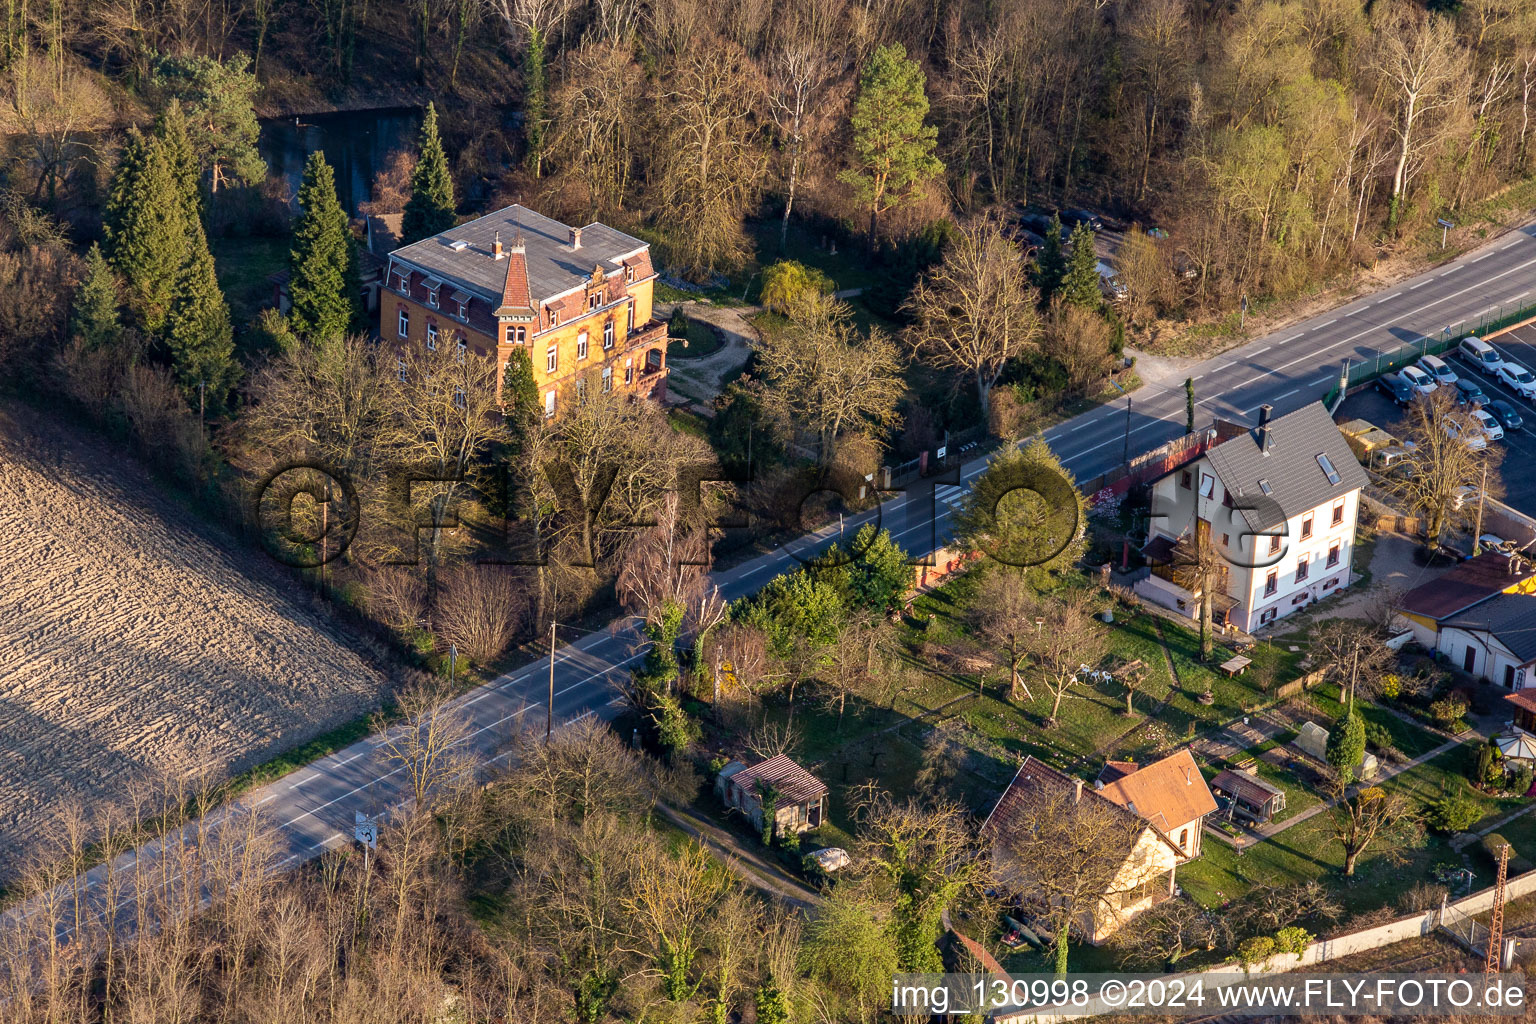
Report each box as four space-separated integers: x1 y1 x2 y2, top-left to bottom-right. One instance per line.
1475 462 1489 555
547 619 556 742
1123 396 1133 470
1486 841 1510 980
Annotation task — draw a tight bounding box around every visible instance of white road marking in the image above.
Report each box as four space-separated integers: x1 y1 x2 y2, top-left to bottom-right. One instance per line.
1320 318 1338 326
291 773 320 789
1272 387 1302 401
333 748 368 768
1251 345 1272 354
1215 361 1237 371
1472 252 1493 263
1504 240 1522 250
253 794 275 807
1408 280 1429 289
1278 334 1302 343
1441 267 1462 276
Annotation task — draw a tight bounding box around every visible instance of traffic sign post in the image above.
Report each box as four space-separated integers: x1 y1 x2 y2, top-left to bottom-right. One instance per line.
1438 218 1455 248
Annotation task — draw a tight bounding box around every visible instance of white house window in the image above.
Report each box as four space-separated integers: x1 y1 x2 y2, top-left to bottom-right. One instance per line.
426 322 438 349
546 345 558 373
602 365 613 392
1296 553 1310 583
1332 500 1345 527
577 330 589 360
624 358 634 385
1326 542 1341 568
603 320 614 350
427 286 439 309
397 357 407 382
1199 473 1215 499
626 303 635 332
453 387 466 409
1268 534 1282 555
456 335 467 363
548 307 560 328
624 265 635 284
1264 570 1278 597
544 389 556 418
575 377 586 401
1301 514 1314 539
398 307 409 338
588 293 600 310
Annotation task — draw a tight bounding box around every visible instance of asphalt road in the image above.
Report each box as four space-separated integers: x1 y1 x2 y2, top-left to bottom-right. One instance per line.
13 222 1536 946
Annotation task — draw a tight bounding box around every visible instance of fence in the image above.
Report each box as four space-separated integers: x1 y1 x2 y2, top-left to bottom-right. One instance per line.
1322 298 1536 407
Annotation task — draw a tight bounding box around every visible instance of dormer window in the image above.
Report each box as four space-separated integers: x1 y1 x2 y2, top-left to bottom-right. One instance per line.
426 282 440 308
625 265 635 284
548 307 560 328
588 293 600 311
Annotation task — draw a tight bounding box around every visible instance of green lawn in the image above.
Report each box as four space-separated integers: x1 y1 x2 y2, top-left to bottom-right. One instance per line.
1307 685 1446 759
1382 744 1523 830
211 234 288 329
667 316 723 361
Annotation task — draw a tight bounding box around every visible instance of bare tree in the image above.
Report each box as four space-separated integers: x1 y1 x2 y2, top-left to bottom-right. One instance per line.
1373 5 1465 228
742 718 802 761
1020 589 1106 724
435 564 529 664
1169 526 1227 661
990 773 1150 974
1388 389 1504 551
1312 619 1394 708
766 29 840 250
1115 897 1227 969
756 292 905 466
377 680 476 810
970 569 1038 700
903 217 1041 419
1329 781 1421 876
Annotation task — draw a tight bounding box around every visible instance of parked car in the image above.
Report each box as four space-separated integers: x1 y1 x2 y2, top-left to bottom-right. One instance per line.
1019 211 1057 236
1096 260 1127 300
1059 208 1104 232
1418 353 1458 386
1480 534 1507 550
1445 417 1489 450
1473 407 1505 440
1399 364 1437 394
1497 361 1536 399
1485 399 1525 431
1459 335 1504 373
1377 372 1415 405
1371 444 1416 477
1018 228 1046 251
1454 377 1487 406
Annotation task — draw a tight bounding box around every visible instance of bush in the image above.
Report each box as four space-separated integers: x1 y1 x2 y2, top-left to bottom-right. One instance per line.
1428 790 1484 833
1273 927 1312 958
758 259 832 315
1430 696 1468 728
1480 834 1533 873
1237 935 1276 969
1379 673 1401 700
1363 720 1394 751
668 306 689 338
1475 742 1504 788
1512 763 1534 796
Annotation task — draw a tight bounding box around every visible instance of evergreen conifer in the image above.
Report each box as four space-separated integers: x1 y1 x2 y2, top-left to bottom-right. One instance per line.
104 128 190 333
71 243 122 348
289 150 357 340
1060 222 1103 310
401 103 456 243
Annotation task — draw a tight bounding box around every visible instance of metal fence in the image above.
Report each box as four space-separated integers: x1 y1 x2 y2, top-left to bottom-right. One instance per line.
1322 299 1536 407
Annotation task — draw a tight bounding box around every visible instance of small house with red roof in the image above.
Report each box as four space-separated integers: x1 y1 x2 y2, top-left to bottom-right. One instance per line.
1092 749 1218 860
716 754 830 835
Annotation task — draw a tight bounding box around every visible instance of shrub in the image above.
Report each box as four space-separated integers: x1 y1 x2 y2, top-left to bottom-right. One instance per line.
1512 763 1534 796
1237 935 1276 969
1398 880 1449 913
668 306 689 338
1326 710 1365 784
1379 673 1401 700
1430 696 1468 728
1273 927 1312 958
1363 720 1393 751
758 259 832 315
1428 790 1484 833
1475 742 1504 788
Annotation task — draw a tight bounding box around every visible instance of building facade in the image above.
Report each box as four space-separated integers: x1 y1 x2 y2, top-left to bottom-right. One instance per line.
382 204 668 417
1135 402 1368 633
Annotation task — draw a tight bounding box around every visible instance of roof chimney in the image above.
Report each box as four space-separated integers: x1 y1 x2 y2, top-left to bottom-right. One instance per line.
570 226 582 249
1257 404 1274 454
1073 778 1083 803
492 231 504 259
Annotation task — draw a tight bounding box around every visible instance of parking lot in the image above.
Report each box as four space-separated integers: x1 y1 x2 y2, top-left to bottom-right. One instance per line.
1336 321 1536 528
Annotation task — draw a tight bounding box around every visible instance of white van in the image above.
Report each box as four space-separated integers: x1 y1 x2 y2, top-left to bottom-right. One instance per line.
1458 335 1504 373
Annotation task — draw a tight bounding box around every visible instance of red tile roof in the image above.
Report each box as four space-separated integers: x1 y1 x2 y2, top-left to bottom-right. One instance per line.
984 757 1183 857
1396 552 1536 621
1506 690 1536 715
1094 749 1217 833
498 244 534 317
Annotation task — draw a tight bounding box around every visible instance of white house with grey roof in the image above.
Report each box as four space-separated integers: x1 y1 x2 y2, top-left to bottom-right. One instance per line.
1437 593 1536 690
1135 402 1369 633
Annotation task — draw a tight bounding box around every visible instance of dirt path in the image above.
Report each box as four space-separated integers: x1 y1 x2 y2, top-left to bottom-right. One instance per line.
0 403 395 880
655 300 757 407
654 801 821 911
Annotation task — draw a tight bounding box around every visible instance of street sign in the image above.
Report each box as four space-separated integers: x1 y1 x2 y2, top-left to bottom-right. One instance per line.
936 446 947 460
1437 218 1455 228
353 810 378 850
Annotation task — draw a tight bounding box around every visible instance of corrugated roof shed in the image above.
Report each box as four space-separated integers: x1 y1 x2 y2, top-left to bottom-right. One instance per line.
1210 769 1285 807
731 754 828 805
1396 552 1536 622
1446 593 1536 660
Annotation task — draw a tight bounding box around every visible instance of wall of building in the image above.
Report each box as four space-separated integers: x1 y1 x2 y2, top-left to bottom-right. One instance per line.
380 288 496 360
1235 488 1358 632
1085 830 1178 944
1437 627 1530 688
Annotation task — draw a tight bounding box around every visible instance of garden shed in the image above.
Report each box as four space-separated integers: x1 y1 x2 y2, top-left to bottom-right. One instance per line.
1210 769 1287 824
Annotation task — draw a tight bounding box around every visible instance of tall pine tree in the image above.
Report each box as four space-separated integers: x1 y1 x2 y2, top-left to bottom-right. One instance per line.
156 100 202 211
289 150 357 341
1059 222 1103 310
501 346 541 447
839 44 943 248
71 243 122 348
1034 215 1066 303
401 103 456 243
165 227 238 407
523 30 548 177
104 128 190 334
